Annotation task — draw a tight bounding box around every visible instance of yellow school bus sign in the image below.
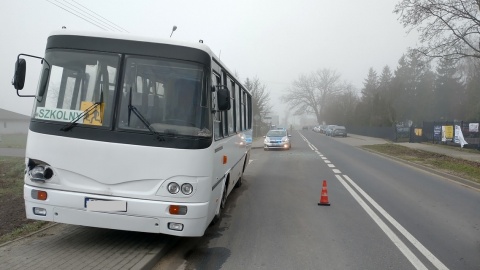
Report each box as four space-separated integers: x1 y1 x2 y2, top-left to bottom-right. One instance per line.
80 101 104 126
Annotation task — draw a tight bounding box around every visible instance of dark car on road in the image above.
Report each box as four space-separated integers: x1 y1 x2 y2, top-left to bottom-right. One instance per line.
331 126 347 137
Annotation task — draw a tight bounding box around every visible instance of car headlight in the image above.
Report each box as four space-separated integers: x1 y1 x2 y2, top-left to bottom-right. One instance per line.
264 138 270 143
282 136 289 142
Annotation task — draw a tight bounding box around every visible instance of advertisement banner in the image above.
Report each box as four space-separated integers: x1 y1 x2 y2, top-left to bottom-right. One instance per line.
454 125 468 148
444 126 454 140
434 125 442 141
469 123 479 133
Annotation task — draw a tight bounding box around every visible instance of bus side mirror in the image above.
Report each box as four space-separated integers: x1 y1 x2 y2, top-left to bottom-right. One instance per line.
38 67 50 97
12 58 26 90
217 87 231 111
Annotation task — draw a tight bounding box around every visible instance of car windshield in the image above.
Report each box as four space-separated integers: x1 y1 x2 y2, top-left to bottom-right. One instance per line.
266 130 286 137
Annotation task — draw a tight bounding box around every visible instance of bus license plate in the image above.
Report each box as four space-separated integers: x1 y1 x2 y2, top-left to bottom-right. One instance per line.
85 198 127 212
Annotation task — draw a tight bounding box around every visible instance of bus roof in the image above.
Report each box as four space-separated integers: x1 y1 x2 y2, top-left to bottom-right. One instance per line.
49 29 213 54
48 29 249 94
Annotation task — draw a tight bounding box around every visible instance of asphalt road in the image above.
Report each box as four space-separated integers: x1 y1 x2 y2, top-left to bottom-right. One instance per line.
154 131 480 270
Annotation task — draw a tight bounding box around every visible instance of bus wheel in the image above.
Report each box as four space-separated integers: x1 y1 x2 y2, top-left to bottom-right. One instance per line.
235 175 242 188
212 183 227 225
220 183 227 209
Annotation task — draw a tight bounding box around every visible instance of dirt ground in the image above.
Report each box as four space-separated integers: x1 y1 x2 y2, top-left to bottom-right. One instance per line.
0 195 34 236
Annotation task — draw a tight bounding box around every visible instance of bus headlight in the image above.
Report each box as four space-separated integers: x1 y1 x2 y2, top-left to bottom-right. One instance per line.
181 183 193 195
167 182 180 194
29 165 54 183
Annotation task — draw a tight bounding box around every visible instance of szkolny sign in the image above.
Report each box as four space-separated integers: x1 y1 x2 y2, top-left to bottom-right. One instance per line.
34 102 103 126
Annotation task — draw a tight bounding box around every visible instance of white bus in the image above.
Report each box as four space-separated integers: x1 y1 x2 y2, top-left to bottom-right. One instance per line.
11 30 252 237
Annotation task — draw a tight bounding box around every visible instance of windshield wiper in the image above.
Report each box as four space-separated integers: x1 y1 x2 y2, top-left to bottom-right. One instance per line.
61 91 103 132
128 87 166 142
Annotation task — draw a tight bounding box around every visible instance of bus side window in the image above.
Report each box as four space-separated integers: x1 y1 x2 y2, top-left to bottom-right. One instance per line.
212 72 222 139
242 90 247 130
247 94 252 129
222 71 229 137
228 79 235 133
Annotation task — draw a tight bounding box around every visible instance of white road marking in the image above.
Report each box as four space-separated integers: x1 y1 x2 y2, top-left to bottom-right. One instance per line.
336 174 429 270
301 135 448 270
324 160 331 164
248 159 254 164
343 175 449 270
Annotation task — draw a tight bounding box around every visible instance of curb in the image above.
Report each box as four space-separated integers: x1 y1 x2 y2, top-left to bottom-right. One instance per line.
0 222 58 248
133 236 179 270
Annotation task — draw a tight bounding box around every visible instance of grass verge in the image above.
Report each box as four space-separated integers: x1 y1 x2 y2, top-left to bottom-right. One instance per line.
0 134 27 148
0 221 51 245
362 144 480 184
0 156 51 245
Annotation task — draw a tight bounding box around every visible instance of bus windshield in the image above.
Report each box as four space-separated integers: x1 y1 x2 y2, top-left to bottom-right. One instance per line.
33 50 212 138
118 56 211 137
33 50 120 127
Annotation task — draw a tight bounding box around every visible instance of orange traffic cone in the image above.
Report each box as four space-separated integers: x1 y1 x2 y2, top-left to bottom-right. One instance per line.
318 180 330 206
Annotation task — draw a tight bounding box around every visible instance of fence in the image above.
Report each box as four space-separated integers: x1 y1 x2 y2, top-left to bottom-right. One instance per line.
422 121 480 149
347 121 480 148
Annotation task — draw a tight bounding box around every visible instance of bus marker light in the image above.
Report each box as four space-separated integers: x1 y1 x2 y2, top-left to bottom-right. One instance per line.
33 207 47 216
169 205 187 215
168 222 184 231
32 190 48 201
223 155 227 164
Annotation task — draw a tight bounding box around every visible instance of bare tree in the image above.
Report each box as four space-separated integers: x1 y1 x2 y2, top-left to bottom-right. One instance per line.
244 77 272 135
282 69 343 124
394 0 480 60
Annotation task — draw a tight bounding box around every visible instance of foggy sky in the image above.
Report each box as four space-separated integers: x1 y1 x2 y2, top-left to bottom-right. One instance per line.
0 0 418 118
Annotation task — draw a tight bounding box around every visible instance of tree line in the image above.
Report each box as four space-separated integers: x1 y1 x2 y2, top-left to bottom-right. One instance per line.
282 0 480 127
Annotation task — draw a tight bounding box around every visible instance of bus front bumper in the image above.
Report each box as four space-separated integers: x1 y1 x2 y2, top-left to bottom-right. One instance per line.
24 185 210 237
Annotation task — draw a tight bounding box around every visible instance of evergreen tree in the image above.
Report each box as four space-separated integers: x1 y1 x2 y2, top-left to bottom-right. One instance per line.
391 51 433 125
434 58 465 120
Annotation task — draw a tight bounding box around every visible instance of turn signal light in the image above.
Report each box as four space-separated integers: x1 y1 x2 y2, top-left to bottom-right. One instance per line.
169 205 187 215
31 190 48 201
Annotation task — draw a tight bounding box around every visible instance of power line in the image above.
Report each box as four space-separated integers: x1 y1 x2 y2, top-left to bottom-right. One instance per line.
61 0 120 32
67 0 129 33
46 0 109 31
45 0 128 33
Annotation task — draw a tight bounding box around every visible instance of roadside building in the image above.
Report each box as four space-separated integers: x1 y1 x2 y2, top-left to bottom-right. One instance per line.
0 108 29 134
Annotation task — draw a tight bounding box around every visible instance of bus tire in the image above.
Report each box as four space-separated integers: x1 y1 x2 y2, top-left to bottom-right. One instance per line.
235 175 242 188
235 159 247 188
212 182 227 225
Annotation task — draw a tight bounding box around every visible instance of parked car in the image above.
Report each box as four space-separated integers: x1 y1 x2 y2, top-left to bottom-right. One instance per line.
264 129 291 150
325 125 337 136
319 125 327 134
331 126 347 137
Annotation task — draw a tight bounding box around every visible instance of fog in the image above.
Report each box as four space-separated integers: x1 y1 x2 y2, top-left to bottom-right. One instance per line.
0 0 418 119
